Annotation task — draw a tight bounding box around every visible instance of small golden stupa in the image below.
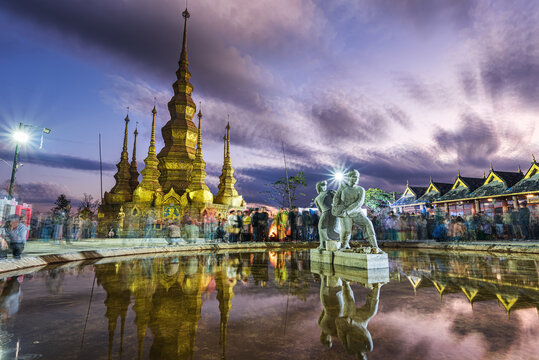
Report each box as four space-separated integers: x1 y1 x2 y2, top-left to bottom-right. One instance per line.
98 8 244 235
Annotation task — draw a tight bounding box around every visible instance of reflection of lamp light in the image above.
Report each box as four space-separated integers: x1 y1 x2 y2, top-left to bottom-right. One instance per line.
334 172 344 182
496 273 501 280
527 194 535 198
487 198 493 202
13 131 29 143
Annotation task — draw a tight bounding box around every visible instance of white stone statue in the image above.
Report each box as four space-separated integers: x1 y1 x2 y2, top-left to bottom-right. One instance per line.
314 181 340 250
331 170 380 252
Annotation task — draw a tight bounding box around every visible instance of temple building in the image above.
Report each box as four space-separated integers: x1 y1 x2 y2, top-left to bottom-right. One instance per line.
391 156 539 216
98 8 244 235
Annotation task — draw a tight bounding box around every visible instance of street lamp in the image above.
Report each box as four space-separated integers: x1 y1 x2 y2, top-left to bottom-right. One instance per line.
7 122 51 200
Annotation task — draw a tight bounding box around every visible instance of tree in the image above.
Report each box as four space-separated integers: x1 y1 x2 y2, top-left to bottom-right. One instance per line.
78 193 99 219
52 194 71 216
364 188 393 213
261 172 307 208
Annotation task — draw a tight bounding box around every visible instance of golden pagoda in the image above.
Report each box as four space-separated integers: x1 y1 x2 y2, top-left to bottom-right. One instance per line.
157 8 198 195
214 122 244 207
98 7 245 235
103 115 133 205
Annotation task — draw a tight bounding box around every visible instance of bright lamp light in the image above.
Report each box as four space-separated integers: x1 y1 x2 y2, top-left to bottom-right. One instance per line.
334 171 345 182
13 131 29 143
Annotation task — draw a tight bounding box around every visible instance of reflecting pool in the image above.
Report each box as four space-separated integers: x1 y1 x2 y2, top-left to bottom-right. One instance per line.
0 249 537 359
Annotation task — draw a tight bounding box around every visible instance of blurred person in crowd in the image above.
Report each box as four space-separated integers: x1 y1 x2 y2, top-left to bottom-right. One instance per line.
398 213 407 241
0 227 8 260
311 210 319 241
502 209 514 239
302 210 312 241
183 219 199 243
511 207 522 239
214 221 226 242
142 212 156 246
493 212 504 240
251 208 260 242
453 216 467 241
519 202 531 239
260 208 270 241
241 210 252 242
166 219 182 245
4 215 28 260
417 214 428 240
288 207 298 241
433 219 447 242
275 209 288 242
227 209 240 243
408 213 417 240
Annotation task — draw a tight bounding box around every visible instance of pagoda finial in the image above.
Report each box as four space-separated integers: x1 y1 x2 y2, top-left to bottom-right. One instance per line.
150 105 157 151
225 116 231 162
430 175 433 183
196 102 203 151
518 164 522 173
129 122 140 191
490 162 493 171
122 114 130 159
483 171 486 178
458 169 461 177
406 179 409 187
181 7 190 63
533 153 536 163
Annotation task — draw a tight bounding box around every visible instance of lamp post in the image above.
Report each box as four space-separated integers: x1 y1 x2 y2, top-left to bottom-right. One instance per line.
7 122 51 200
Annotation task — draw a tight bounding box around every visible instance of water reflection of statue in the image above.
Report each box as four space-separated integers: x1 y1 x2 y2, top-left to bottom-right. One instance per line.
337 283 381 360
318 274 382 359
318 275 343 348
332 170 380 251
314 181 340 250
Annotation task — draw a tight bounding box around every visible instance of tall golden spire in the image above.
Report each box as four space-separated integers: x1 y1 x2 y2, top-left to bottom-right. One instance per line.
157 7 198 195
215 121 244 206
129 125 140 191
133 106 163 204
104 114 133 204
188 103 213 203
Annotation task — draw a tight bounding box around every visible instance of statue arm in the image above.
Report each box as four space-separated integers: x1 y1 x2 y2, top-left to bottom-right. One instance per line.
314 197 322 213
344 187 365 216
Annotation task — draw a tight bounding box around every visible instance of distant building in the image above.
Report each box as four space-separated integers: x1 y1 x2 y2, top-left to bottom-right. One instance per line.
391 156 539 216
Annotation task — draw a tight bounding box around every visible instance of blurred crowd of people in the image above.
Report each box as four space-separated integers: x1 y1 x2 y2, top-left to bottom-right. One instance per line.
143 207 321 244
373 203 538 242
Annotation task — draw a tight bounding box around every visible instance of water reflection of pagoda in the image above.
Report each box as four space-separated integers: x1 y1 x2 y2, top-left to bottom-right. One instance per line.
393 251 539 316
98 7 244 235
95 255 239 359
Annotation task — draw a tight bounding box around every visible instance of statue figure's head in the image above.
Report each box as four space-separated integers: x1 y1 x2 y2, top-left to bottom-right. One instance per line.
316 181 327 194
347 170 360 186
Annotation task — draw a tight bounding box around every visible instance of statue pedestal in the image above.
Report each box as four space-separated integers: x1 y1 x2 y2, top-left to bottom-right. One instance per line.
310 248 388 269
310 249 333 264
311 260 389 285
334 251 388 269
333 264 389 284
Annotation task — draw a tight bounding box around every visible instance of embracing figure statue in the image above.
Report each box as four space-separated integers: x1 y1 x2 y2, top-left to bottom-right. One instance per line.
331 170 380 252
314 181 340 250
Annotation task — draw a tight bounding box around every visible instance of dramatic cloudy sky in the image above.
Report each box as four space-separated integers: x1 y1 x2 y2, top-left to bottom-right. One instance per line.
0 0 538 210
